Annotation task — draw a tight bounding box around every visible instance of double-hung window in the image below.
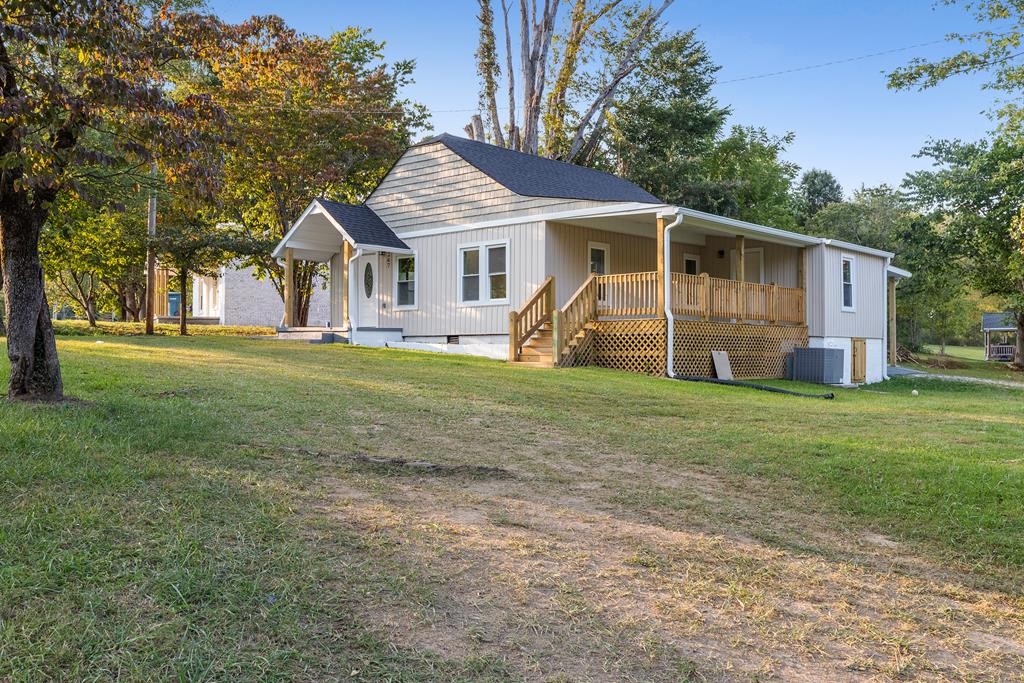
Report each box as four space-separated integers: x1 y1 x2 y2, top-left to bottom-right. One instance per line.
460 241 508 305
395 254 416 309
841 255 855 312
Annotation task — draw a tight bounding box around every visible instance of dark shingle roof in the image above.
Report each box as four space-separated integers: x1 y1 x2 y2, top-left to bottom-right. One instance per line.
316 199 409 251
428 133 662 204
982 312 1017 331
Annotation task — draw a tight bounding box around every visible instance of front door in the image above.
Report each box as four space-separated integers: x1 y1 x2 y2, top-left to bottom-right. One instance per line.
357 255 379 328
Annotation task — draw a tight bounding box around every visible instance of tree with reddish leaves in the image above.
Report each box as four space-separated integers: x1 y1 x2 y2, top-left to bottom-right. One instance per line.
0 1 225 401
203 17 426 326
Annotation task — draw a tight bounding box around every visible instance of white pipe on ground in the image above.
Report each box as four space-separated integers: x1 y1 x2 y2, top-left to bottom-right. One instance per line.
662 209 685 378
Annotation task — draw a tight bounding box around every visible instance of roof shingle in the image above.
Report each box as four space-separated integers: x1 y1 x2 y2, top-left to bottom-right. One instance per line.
316 199 409 251
982 312 1017 331
427 133 662 204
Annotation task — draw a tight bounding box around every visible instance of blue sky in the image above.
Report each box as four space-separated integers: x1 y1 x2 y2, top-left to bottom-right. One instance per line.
209 0 999 196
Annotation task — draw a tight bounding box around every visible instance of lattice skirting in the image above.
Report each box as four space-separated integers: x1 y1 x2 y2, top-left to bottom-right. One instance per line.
672 320 807 379
589 319 667 375
559 328 598 368
569 318 806 379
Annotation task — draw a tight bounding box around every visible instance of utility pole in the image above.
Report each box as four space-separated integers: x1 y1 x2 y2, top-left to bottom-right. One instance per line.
145 161 157 335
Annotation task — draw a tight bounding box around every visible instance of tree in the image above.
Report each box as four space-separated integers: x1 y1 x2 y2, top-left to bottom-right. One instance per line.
40 193 148 325
600 29 730 207
699 126 800 229
204 18 426 326
150 204 240 336
905 136 1024 366
806 185 906 251
888 0 1024 133
470 0 675 161
794 169 843 225
0 1 225 400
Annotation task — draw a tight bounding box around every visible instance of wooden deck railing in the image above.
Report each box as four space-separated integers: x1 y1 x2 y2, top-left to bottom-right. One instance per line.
595 272 658 317
555 273 599 363
508 276 555 361
670 273 804 324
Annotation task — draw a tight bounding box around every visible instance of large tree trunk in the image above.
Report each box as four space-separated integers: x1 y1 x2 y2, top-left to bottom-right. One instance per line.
0 205 63 401
1015 314 1024 370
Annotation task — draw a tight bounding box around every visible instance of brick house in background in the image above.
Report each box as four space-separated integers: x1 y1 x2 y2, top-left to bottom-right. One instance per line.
191 264 329 328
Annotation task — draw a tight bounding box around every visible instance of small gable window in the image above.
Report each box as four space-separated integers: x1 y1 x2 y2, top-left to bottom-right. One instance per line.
395 255 416 309
459 241 509 305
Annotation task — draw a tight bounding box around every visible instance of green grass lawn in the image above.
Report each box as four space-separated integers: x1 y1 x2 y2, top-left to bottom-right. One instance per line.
1 335 1023 680
916 344 1024 383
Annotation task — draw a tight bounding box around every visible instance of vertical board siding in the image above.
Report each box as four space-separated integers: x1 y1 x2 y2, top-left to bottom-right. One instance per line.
699 236 799 286
545 223 801 308
366 142 612 232
378 222 546 336
805 244 885 338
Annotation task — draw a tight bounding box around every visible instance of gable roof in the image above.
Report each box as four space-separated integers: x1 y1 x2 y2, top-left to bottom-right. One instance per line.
982 312 1017 331
316 199 409 251
422 133 661 204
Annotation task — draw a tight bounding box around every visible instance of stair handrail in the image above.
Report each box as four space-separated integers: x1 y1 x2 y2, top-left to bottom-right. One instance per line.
556 272 598 363
508 276 555 361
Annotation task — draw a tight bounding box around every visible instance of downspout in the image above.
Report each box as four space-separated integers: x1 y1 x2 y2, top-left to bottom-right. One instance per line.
883 255 891 380
662 209 685 378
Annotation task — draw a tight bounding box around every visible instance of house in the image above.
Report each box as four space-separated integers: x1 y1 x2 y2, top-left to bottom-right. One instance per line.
982 312 1019 361
191 264 329 328
272 133 910 385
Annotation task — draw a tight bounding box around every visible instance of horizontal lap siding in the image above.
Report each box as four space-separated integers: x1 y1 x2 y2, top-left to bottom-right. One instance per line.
806 244 885 338
366 142 611 232
379 223 546 337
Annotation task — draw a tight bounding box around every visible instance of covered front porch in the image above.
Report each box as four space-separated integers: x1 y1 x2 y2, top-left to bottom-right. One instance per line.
272 198 413 342
511 207 810 378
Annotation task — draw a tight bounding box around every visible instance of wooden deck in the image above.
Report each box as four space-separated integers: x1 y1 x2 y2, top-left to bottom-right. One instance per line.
510 272 808 378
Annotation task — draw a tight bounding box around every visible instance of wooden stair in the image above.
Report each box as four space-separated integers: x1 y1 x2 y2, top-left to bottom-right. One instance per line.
511 322 554 367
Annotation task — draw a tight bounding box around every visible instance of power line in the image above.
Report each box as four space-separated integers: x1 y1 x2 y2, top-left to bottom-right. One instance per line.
717 37 954 85
211 34 1007 114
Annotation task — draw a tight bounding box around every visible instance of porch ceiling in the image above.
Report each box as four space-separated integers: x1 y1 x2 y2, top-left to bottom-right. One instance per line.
278 211 344 263
558 210 816 248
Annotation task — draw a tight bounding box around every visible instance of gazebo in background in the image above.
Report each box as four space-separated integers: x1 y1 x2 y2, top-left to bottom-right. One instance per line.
982 312 1018 361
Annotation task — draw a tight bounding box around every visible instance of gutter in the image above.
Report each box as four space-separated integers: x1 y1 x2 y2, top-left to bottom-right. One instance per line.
661 208 685 378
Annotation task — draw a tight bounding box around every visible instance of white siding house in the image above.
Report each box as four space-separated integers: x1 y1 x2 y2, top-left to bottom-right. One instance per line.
270 133 909 384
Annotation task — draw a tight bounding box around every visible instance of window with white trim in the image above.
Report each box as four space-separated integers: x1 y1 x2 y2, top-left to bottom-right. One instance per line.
683 254 700 276
459 241 508 304
395 255 416 308
841 255 855 311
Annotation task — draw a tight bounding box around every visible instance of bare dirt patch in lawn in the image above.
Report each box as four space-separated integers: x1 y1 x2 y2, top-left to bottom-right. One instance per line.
311 469 1024 682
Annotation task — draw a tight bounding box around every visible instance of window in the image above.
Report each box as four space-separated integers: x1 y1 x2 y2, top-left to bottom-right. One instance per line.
841 255 855 311
683 254 700 276
459 241 509 304
395 255 416 309
488 244 507 299
461 248 480 301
